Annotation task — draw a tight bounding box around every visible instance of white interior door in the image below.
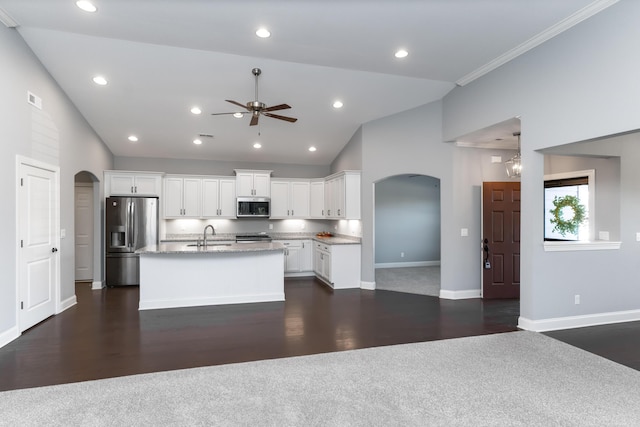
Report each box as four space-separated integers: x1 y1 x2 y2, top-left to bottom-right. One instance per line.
75 184 93 281
18 160 59 331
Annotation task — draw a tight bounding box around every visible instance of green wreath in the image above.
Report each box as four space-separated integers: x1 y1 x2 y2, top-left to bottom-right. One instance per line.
549 195 586 236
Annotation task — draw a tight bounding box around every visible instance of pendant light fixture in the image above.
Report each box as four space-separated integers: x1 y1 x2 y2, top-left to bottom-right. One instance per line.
505 132 522 178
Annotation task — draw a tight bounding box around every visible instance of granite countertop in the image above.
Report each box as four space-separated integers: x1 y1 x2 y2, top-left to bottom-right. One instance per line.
162 232 361 245
137 241 285 254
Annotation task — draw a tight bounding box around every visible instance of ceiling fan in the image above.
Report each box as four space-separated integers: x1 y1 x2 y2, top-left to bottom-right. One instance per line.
211 68 298 126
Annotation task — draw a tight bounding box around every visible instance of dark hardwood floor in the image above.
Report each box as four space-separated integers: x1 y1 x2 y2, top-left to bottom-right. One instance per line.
4 278 638 392
0 278 520 391
544 321 640 371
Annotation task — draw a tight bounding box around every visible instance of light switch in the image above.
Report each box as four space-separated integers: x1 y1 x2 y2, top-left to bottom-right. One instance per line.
60 229 66 238
636 232 640 242
460 228 468 237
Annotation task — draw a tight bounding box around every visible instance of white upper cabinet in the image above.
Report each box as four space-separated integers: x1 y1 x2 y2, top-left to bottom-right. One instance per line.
324 171 360 220
270 179 310 219
202 178 236 218
235 169 272 197
310 179 325 218
105 171 163 197
163 176 202 218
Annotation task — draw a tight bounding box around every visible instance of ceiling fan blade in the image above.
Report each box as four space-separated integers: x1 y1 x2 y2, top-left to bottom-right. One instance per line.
250 113 260 126
210 112 244 116
263 103 291 112
226 99 249 110
264 112 298 123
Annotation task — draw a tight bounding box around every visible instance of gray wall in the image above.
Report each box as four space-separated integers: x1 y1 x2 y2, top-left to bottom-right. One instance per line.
0 26 113 340
375 175 440 264
330 126 362 173
442 0 640 322
331 99 518 292
115 156 330 179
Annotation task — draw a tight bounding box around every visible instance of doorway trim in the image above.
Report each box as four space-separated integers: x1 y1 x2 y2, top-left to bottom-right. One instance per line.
15 155 61 332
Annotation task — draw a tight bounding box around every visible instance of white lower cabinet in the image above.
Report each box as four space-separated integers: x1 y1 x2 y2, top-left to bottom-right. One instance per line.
276 240 313 276
313 242 361 289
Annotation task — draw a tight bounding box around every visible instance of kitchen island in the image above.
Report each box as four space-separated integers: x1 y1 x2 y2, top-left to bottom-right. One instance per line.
136 242 285 310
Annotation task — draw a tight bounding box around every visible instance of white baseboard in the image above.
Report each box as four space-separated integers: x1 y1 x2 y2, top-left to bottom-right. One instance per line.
139 293 285 311
518 309 640 332
375 261 440 269
439 289 481 300
92 280 104 290
58 295 77 313
0 325 20 349
284 272 315 278
360 281 376 290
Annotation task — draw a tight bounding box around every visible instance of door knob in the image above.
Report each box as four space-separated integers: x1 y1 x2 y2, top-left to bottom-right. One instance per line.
51 247 58 253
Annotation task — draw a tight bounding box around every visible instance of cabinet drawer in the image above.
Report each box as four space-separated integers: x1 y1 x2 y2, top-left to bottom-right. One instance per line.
315 242 331 252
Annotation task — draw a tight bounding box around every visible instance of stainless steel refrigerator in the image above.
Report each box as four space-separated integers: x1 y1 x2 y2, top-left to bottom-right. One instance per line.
105 196 158 286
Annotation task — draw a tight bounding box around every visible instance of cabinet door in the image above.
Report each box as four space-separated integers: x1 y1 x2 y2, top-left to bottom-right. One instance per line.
313 246 323 276
202 179 220 217
218 179 236 217
164 177 184 217
235 173 254 196
182 178 202 217
285 245 302 273
110 174 135 195
290 181 310 218
270 180 290 218
253 173 271 197
310 180 325 218
334 174 345 218
133 175 160 196
323 251 332 280
300 240 313 272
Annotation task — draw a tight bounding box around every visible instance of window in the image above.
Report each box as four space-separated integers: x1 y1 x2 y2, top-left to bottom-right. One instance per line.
544 170 594 241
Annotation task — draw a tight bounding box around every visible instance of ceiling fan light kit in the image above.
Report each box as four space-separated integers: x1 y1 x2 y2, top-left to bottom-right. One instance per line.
211 68 298 126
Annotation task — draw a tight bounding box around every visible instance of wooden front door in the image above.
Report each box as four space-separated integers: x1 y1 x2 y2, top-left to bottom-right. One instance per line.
482 182 520 299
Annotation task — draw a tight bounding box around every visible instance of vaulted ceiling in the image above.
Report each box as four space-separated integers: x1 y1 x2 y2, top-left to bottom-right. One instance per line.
0 0 616 164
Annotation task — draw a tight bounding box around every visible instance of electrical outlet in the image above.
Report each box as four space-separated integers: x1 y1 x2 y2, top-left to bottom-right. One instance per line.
400 252 405 258
268 223 273 230
574 295 580 305
461 228 468 237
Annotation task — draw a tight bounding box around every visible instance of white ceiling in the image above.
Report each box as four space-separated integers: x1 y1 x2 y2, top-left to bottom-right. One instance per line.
0 0 615 165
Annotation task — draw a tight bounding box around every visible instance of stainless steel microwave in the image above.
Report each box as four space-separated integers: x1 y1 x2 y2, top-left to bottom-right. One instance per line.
237 197 270 218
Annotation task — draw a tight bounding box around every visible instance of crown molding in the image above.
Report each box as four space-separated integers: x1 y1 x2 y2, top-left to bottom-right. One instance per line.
455 0 619 87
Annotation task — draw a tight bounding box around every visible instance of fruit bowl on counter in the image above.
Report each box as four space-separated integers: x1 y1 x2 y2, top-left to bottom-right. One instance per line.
316 232 333 238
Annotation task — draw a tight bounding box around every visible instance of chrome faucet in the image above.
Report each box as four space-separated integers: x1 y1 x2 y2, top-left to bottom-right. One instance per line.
203 224 216 246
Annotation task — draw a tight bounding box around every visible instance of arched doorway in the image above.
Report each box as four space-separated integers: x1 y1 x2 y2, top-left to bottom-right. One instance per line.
74 171 101 289
374 174 441 296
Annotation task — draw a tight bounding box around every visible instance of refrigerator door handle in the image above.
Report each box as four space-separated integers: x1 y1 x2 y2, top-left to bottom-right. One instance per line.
128 202 134 248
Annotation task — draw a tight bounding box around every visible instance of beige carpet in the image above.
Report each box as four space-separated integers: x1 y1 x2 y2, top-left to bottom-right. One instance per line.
375 266 440 296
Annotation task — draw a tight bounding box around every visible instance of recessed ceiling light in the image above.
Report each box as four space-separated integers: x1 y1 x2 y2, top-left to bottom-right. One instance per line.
128 135 138 142
92 75 107 86
332 101 343 109
190 106 202 115
256 28 271 38
76 1 97 13
308 146 317 152
193 139 203 145
395 49 409 59
233 112 244 118
253 143 262 149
